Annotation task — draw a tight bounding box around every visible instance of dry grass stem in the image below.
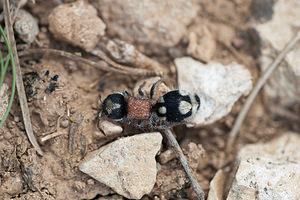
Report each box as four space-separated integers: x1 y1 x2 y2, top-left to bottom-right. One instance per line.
227 31 300 150
3 0 43 156
162 129 205 200
18 48 161 77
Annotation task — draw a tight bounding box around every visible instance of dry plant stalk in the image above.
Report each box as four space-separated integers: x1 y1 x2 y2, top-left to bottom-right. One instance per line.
227 31 300 150
38 116 65 145
68 113 83 155
162 129 204 200
3 0 43 156
18 48 161 77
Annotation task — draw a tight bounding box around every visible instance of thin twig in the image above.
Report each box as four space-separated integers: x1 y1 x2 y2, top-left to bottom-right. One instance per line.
269 105 300 122
92 48 163 76
0 0 26 23
39 116 64 145
162 129 204 200
0 0 14 22
227 31 300 150
17 48 160 77
68 113 83 155
3 0 43 156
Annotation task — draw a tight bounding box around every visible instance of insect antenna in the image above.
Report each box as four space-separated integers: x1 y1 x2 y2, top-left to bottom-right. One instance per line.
97 95 106 135
98 95 103 104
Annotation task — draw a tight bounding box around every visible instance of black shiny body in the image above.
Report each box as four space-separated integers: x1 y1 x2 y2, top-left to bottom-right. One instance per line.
99 83 201 130
154 90 193 122
102 93 126 120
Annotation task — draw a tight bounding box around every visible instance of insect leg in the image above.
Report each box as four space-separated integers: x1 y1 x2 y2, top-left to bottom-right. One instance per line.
138 81 146 97
150 78 164 99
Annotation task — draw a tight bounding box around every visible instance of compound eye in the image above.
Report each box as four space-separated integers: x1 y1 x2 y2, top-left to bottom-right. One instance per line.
102 93 126 120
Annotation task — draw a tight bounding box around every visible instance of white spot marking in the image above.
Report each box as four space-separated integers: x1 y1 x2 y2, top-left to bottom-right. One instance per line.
106 100 121 114
179 101 192 115
158 106 167 115
113 103 121 109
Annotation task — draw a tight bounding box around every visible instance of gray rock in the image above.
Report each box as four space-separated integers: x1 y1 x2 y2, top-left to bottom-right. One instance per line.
175 57 252 126
48 0 106 51
79 132 162 199
227 132 300 200
254 0 300 106
92 0 198 47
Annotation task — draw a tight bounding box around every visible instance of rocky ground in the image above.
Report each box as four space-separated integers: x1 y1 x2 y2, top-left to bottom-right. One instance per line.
0 0 300 200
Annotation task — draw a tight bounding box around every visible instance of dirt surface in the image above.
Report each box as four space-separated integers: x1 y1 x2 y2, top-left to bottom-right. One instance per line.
1 0 299 200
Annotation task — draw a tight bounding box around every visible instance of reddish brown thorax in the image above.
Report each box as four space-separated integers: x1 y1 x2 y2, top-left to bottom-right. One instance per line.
127 97 152 119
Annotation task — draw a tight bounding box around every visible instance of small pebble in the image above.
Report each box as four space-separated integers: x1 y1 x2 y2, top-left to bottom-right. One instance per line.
14 9 39 43
87 179 94 185
60 118 69 128
13 116 20 122
48 0 106 51
158 149 176 164
97 120 123 137
187 26 216 62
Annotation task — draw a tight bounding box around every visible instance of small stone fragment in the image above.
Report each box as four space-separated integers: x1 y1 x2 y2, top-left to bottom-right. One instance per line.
97 120 123 137
48 0 106 51
79 132 163 199
227 132 300 200
92 0 198 47
207 170 225 200
14 9 39 44
59 118 69 128
187 26 216 62
185 142 206 170
0 83 8 119
175 57 252 126
158 149 176 164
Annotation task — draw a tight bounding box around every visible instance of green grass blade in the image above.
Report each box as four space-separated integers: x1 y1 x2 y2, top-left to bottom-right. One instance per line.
0 25 12 90
0 51 4 87
0 25 16 128
0 50 4 71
